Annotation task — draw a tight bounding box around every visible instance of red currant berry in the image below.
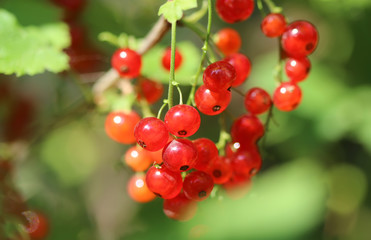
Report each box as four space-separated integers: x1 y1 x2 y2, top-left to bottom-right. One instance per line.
285 57 311 82
137 78 164 104
244 87 272 114
193 138 219 172
124 146 153 172
162 139 198 172
134 117 169 151
261 13 287 38
223 174 252 199
203 61 236 92
51 0 86 12
146 165 183 199
183 171 214 201
231 114 264 147
111 48 142 78
207 156 233 184
224 53 252 87
273 82 302 111
105 111 141 144
225 142 243 158
231 148 262 178
216 0 255 23
163 192 198 221
127 173 156 203
162 47 183 71
164 105 201 137
195 85 231 115
281 20 319 57
23 211 49 240
215 28 241 56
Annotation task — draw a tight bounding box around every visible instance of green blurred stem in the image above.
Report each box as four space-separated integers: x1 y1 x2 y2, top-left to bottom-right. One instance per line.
231 87 245 97
138 100 154 118
167 22 178 110
157 101 168 119
216 113 231 155
173 82 183 105
274 37 284 84
186 0 213 105
258 0 283 15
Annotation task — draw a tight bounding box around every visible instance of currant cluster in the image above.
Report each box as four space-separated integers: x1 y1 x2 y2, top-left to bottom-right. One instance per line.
103 0 318 221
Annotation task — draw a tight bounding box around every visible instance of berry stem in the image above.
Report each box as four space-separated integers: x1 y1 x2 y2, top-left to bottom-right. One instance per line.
167 22 178 109
157 100 168 119
173 82 184 105
258 0 282 14
231 87 245 97
138 99 154 118
274 37 285 84
186 0 213 105
216 113 231 155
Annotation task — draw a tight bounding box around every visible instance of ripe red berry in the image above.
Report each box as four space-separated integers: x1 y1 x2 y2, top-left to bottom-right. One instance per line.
134 117 169 151
164 105 201 137
111 48 142 78
281 20 319 57
285 57 311 82
124 146 153 172
224 53 252 87
230 114 264 147
23 211 49 240
146 165 183 199
207 156 233 184
231 148 262 178
137 78 164 104
203 61 236 92
162 139 198 172
193 138 219 172
105 111 141 144
163 192 197 221
244 87 272 114
195 85 232 115
127 173 156 203
261 13 287 38
162 47 183 71
215 28 241 56
273 82 302 111
183 171 214 201
216 0 255 23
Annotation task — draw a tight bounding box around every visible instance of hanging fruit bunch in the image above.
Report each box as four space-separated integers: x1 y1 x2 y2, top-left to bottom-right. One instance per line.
99 0 318 221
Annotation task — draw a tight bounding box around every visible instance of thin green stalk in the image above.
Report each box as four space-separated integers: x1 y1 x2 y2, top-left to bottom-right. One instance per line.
173 82 183 105
186 0 213 105
167 22 177 109
157 101 168 119
216 113 231 155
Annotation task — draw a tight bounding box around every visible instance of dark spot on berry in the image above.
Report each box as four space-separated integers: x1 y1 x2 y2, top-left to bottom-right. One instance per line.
178 130 187 136
138 140 146 148
180 165 189 171
154 192 162 198
198 191 206 198
213 105 221 112
305 43 314 51
250 168 257 176
306 67 311 73
227 87 231 91
213 169 222 178
120 65 129 73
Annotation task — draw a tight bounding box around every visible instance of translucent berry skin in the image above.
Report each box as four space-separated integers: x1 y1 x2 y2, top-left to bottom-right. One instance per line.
124 146 153 172
23 211 49 240
231 114 264 147
215 28 241 56
231 148 262 178
183 171 214 201
224 53 252 87
163 192 198 221
261 13 287 38
162 47 183 71
105 111 141 144
127 173 156 203
134 117 169 151
145 165 183 199
207 156 233 184
193 138 219 172
244 87 272 114
195 85 232 115
203 61 236 92
147 149 163 164
285 57 311 82
216 0 255 23
111 48 142 78
137 78 164 104
164 105 201 137
162 139 198 172
281 21 319 58
273 82 302 111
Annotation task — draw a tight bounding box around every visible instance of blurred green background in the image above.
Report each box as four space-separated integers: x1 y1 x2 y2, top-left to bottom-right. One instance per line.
1 0 371 239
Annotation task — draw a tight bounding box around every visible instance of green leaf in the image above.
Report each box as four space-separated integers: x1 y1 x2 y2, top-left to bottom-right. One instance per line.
158 0 198 23
0 9 70 76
